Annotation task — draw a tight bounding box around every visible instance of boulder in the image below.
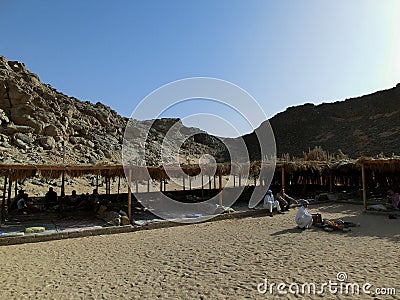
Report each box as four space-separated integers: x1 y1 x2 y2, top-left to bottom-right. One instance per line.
0 108 9 125
12 138 29 150
11 115 44 134
13 132 33 144
86 140 95 148
6 124 34 134
69 136 77 144
7 83 32 106
44 124 60 136
37 136 56 150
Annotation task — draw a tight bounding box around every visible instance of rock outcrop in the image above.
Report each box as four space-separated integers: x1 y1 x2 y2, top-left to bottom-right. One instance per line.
0 56 223 166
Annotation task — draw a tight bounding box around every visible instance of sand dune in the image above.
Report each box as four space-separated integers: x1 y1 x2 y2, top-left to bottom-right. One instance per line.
0 203 399 299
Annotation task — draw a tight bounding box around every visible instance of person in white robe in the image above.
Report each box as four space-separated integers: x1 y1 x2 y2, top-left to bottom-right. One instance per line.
295 200 313 229
263 190 283 217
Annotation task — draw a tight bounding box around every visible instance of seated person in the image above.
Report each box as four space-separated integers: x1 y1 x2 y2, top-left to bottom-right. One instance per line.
89 189 100 212
17 195 26 212
263 189 284 217
66 190 81 207
17 193 39 213
10 189 25 211
45 187 58 209
276 188 298 211
295 200 313 229
386 189 400 210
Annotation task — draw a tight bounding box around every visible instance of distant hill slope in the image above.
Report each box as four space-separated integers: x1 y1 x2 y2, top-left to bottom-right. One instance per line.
1 55 399 166
243 84 400 159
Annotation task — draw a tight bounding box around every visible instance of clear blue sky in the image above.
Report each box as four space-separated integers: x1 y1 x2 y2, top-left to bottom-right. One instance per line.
1 0 400 137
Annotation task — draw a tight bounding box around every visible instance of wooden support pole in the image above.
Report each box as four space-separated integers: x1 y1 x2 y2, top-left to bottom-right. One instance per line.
147 180 150 193
189 176 192 190
281 166 285 191
201 175 204 199
361 163 367 210
128 169 132 221
214 175 216 189
14 181 17 197
233 174 236 187
1 177 7 223
238 174 241 187
329 173 333 192
7 179 12 209
209 176 211 190
182 176 185 191
218 171 222 207
117 176 120 196
61 171 65 197
96 174 99 192
160 179 163 192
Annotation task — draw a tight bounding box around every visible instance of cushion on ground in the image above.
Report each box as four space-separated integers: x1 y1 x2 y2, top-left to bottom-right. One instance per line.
25 226 46 233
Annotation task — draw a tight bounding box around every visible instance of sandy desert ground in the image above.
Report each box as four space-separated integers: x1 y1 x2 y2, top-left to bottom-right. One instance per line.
0 203 399 299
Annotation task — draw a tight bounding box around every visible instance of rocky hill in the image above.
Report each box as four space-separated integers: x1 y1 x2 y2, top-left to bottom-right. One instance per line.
0 56 225 166
243 83 400 159
1 55 399 169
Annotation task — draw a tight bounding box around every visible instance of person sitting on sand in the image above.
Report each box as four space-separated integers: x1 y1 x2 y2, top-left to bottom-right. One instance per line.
89 189 100 212
276 188 298 211
10 189 25 211
263 189 284 217
67 190 81 207
295 200 313 229
17 194 27 213
17 193 40 214
45 187 58 209
386 189 400 210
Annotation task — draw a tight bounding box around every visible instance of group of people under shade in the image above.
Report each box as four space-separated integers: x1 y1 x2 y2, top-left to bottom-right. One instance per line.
263 188 313 229
10 187 101 213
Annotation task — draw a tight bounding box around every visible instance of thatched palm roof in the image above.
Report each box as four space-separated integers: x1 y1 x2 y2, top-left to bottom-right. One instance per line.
1 156 400 182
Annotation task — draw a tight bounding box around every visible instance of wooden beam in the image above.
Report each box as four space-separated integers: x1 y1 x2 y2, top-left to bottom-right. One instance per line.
281 166 285 191
1 177 7 224
361 163 367 210
7 179 12 209
61 171 65 197
117 176 120 196
128 170 132 221
201 175 204 199
218 171 222 207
